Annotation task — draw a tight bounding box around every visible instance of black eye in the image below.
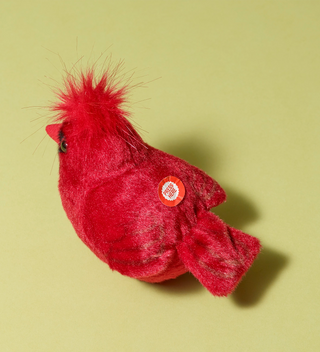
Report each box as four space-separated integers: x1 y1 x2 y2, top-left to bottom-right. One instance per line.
60 139 68 153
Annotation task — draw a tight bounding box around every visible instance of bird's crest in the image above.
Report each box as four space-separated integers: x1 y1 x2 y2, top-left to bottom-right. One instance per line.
51 68 142 146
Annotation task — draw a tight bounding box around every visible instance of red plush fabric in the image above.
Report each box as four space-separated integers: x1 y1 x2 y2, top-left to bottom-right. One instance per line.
177 211 261 296
46 69 261 296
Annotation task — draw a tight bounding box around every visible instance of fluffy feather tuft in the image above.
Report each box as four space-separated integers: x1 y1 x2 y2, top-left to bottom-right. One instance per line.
52 68 141 144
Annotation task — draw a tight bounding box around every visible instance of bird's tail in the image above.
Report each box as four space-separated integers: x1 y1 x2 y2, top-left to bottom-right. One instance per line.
177 210 261 296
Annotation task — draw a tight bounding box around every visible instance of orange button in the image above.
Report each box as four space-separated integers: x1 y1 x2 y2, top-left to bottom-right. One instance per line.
158 176 185 207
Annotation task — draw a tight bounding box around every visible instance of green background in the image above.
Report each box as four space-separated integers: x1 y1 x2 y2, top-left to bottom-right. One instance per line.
1 1 319 351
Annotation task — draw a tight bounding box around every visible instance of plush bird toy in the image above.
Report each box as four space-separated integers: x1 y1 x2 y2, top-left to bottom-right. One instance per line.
45 68 261 296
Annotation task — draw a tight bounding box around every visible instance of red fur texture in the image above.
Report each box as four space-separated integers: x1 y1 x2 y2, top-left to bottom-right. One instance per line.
47 69 261 296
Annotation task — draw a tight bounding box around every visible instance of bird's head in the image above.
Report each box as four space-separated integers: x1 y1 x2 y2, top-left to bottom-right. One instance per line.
45 69 148 186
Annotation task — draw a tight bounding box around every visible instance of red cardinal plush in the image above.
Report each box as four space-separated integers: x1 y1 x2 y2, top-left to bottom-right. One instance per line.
45 69 261 296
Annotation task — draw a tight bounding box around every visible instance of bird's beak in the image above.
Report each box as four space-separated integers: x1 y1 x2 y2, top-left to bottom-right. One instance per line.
45 124 62 144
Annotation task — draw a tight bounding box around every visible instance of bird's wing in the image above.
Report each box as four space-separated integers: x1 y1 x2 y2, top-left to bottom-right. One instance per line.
187 163 226 209
82 182 177 279
154 148 226 210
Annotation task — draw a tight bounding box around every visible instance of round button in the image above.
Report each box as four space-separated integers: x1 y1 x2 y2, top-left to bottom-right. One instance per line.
158 176 185 207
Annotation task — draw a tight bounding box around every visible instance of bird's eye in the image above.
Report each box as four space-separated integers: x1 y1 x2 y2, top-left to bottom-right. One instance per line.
60 139 68 153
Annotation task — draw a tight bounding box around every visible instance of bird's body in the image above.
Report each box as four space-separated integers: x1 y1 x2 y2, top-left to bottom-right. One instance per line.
46 69 261 296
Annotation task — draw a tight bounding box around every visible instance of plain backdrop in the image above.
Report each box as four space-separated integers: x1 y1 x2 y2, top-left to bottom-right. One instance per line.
1 1 319 351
